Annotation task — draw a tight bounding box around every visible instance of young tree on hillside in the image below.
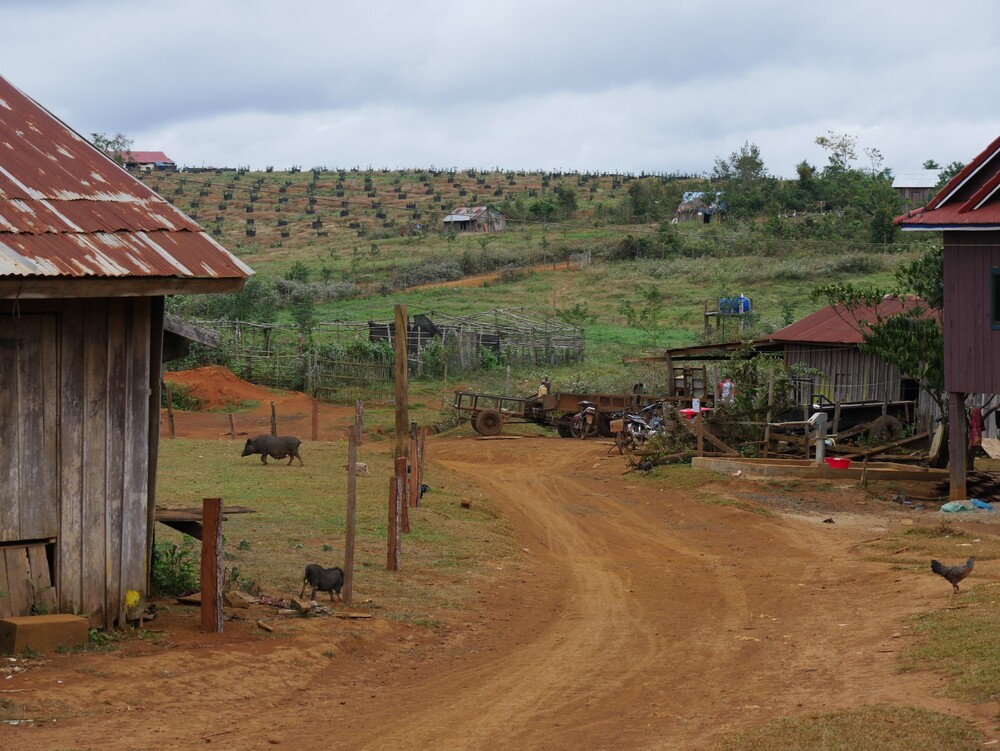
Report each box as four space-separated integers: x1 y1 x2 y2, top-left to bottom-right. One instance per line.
90 132 133 165
710 141 774 219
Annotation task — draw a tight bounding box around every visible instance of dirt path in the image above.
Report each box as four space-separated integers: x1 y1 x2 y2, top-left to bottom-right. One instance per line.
7 435 999 749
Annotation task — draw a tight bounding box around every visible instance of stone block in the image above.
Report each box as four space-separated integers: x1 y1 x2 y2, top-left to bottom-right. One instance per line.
0 614 89 655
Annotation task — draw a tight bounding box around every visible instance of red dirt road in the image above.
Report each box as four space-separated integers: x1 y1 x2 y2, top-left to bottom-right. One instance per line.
7 434 1000 750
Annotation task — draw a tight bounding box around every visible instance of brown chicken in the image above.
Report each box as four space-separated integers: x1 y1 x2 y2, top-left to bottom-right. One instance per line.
930 556 975 594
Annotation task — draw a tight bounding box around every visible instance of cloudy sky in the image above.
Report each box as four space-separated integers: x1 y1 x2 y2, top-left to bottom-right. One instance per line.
2 0 996 178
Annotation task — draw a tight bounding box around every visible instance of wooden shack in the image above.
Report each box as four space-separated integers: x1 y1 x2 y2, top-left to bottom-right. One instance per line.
897 134 1000 498
0 74 252 627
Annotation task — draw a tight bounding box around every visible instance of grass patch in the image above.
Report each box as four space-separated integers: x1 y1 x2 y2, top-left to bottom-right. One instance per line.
711 703 983 750
155 437 519 626
694 491 777 517
900 585 1000 701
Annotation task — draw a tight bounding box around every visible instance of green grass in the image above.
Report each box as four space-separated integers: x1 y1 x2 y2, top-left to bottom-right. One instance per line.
155 437 520 622
899 584 1000 702
710 704 983 750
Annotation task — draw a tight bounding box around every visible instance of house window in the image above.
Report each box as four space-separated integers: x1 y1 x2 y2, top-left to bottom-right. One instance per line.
993 269 1000 329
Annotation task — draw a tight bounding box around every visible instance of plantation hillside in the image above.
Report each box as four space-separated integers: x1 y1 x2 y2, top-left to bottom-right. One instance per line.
143 161 941 393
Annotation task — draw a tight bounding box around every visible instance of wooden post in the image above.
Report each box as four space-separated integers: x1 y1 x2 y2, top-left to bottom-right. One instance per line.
228 413 236 440
270 401 277 436
397 456 409 534
311 396 319 441
166 383 176 439
664 352 674 397
388 475 399 570
344 429 357 606
408 422 419 508
948 391 968 500
393 304 409 503
418 427 428 501
762 370 775 459
355 400 363 446
832 399 842 437
200 497 223 634
696 413 704 457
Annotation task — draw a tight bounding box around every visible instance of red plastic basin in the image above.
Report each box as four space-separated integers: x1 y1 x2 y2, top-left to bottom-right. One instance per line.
825 457 851 469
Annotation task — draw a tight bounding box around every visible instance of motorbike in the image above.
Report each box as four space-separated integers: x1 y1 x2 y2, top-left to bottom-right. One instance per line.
612 402 663 454
570 400 599 439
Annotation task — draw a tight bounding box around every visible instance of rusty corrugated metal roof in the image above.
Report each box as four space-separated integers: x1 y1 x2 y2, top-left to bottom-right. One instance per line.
0 74 253 283
896 136 1000 229
764 298 936 345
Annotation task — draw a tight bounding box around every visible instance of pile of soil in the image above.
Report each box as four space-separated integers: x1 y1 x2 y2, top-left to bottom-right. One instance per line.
164 365 289 410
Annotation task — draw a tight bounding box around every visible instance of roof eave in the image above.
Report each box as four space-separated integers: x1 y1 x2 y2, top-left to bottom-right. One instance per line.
0 276 248 299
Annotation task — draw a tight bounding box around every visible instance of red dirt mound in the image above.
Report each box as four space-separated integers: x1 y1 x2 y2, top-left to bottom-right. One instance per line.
164 365 289 410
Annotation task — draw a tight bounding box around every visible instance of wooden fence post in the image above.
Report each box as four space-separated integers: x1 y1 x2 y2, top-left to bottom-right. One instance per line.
228 413 236 440
355 400 363 446
696 413 704 457
398 456 410 534
270 401 277 436
200 497 223 633
311 395 319 441
344 430 357 606
166 383 176 439
418 427 428 504
762 370 775 459
409 422 419 508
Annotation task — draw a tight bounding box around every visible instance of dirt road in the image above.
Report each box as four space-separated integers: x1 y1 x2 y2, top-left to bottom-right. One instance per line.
7 434 997 749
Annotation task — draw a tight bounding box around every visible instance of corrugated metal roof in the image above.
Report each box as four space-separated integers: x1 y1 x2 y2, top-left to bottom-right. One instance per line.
897 136 1000 229
764 298 935 345
0 74 252 284
892 170 941 189
443 206 488 222
122 150 174 164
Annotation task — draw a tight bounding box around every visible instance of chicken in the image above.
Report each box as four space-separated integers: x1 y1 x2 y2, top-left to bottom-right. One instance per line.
930 556 975 594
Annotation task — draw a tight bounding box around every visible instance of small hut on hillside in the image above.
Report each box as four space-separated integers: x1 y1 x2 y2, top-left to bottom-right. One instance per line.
0 74 252 627
442 205 507 232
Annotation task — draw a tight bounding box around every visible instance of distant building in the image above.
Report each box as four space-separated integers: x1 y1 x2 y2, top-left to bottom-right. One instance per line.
119 150 176 171
442 205 506 232
675 191 724 224
892 169 942 210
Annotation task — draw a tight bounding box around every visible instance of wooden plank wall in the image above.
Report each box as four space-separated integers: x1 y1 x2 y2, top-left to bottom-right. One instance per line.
786 344 902 405
944 232 1000 394
2 299 153 628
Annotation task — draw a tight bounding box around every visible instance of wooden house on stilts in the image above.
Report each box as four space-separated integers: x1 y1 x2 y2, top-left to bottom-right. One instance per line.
0 74 252 627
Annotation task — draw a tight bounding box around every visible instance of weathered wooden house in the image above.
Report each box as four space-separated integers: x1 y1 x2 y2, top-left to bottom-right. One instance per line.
897 134 1000 498
661 298 938 424
0 74 252 627
442 205 507 232
892 169 942 211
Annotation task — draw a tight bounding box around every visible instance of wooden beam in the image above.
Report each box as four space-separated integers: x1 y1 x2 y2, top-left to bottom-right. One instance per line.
948 391 967 500
343 429 357 607
200 498 223 634
840 432 931 461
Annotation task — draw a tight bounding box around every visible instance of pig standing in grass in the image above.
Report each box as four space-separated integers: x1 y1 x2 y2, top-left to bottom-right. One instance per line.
241 435 304 466
301 564 344 601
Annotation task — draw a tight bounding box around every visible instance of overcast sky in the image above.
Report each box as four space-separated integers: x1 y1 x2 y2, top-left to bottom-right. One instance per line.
2 0 996 178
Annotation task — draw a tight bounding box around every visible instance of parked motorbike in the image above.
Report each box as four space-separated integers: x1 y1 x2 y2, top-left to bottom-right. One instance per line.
612 402 663 454
571 400 599 439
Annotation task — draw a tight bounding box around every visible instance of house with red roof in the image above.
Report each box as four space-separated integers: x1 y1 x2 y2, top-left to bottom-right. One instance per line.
119 150 176 171
0 74 252 626
896 135 1000 499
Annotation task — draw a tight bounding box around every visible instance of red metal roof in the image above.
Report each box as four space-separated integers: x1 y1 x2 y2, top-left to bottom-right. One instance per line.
896 135 1000 229
763 297 935 345
0 75 252 285
122 150 174 164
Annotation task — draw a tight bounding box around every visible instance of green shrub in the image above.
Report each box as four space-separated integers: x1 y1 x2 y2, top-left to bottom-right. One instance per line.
151 538 200 596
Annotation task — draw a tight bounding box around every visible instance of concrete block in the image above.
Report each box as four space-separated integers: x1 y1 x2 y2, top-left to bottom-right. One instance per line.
0 614 89 655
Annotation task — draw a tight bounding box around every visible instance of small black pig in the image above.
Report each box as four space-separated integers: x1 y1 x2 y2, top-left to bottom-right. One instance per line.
300 564 344 601
241 435 303 466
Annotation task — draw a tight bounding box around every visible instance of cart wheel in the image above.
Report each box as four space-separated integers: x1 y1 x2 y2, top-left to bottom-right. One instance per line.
475 409 503 436
470 416 483 434
570 418 583 439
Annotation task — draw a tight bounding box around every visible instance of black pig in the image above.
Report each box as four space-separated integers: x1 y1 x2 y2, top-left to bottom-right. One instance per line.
300 564 344 601
241 435 303 466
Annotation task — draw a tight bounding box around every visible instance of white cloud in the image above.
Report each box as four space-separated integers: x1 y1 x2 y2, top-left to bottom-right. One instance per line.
2 0 998 177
